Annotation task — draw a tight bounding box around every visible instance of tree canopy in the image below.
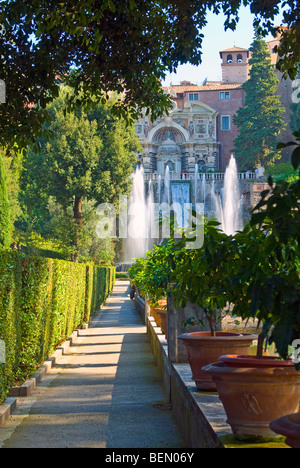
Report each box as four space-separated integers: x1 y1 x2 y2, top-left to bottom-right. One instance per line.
233 35 286 170
20 88 140 260
0 0 299 150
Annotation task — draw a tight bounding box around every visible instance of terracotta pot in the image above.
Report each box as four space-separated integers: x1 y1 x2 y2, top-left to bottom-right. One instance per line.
157 309 168 338
149 304 162 328
270 412 300 448
148 299 167 331
178 332 257 391
203 355 300 439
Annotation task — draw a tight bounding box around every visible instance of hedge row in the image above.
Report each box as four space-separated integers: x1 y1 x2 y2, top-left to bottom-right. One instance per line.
0 252 115 403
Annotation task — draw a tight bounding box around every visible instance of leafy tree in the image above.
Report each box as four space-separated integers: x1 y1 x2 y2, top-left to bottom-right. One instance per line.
233 35 286 170
0 147 22 244
0 1 299 150
0 150 11 248
20 88 140 261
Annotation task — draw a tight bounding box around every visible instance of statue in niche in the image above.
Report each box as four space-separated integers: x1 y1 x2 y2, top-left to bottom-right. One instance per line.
144 121 149 137
166 129 174 141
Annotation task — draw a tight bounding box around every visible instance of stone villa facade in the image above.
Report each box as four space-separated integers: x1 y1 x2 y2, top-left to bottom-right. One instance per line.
135 46 250 174
135 38 293 174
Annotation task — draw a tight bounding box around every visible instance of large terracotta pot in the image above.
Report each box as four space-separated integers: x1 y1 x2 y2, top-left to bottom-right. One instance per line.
178 332 257 391
203 355 300 439
156 309 168 338
148 299 167 332
270 413 300 448
149 304 162 328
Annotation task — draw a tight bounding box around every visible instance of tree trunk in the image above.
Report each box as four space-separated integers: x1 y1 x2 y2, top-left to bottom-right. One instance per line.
72 196 82 263
256 332 264 359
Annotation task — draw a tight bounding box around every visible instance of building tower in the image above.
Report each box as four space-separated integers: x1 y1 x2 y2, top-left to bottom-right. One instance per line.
219 46 249 84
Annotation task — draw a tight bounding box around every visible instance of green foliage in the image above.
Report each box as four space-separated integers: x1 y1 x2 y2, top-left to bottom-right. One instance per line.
277 129 300 174
116 272 129 278
130 130 300 358
233 35 286 170
0 252 22 402
1 148 22 244
19 89 139 261
0 252 115 403
265 162 299 183
91 266 111 312
0 151 11 249
129 218 231 334
0 1 299 150
128 236 183 304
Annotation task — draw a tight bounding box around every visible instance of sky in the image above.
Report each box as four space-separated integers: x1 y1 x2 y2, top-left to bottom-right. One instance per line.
162 5 286 86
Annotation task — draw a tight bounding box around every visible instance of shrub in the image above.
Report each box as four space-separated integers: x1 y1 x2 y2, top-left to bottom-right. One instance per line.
0 252 22 401
0 153 11 249
0 253 116 402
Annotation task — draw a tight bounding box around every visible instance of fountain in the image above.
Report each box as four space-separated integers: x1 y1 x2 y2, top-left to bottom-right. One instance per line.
201 174 206 205
211 155 243 235
123 166 172 263
121 155 244 266
163 166 170 204
123 166 151 263
147 180 155 253
158 175 162 204
194 163 199 204
170 181 191 229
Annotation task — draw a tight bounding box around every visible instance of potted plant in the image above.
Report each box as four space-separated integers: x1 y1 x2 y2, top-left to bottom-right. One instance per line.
174 219 257 390
128 239 179 334
203 140 300 439
154 298 168 337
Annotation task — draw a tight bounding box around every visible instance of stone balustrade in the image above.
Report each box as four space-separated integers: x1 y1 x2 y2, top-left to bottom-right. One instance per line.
143 172 259 182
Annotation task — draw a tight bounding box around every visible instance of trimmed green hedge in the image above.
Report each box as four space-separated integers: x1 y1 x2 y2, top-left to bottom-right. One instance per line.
0 252 115 402
0 252 22 403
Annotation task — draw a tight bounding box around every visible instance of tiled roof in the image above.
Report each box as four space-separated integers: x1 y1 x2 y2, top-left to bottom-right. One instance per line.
162 82 242 93
219 46 249 53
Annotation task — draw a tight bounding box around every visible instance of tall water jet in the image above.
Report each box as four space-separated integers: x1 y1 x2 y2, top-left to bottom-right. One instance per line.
170 181 191 229
194 163 199 204
163 166 170 204
123 166 150 262
221 155 242 235
211 180 224 228
201 174 206 205
158 174 162 204
147 180 155 252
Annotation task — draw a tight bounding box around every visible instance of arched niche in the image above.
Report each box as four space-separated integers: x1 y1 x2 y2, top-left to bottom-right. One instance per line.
148 121 189 144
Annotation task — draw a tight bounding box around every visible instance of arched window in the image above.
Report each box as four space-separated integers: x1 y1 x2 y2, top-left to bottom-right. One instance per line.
227 54 233 63
237 54 243 63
